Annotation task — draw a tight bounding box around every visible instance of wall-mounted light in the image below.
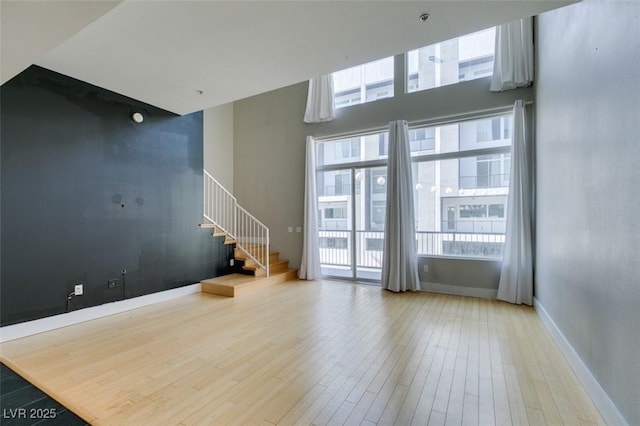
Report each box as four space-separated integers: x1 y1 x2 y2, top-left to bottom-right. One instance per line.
131 112 144 123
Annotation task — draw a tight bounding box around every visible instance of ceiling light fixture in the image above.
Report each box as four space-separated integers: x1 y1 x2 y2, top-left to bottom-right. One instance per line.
419 13 430 22
131 112 144 123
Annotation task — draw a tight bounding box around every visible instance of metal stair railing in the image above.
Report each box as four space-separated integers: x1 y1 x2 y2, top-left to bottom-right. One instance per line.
203 170 269 277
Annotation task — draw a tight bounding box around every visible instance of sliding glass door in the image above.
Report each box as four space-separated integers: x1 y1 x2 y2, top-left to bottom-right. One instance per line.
354 167 386 281
317 165 387 282
318 168 353 279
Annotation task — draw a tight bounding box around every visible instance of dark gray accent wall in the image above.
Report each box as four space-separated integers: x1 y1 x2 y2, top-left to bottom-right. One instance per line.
535 2 640 423
1 66 232 326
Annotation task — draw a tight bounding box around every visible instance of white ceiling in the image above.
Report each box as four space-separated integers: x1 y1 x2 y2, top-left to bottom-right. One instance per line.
1 0 575 116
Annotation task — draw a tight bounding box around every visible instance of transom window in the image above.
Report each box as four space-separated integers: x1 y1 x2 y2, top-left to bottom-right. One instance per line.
333 56 394 109
407 27 496 93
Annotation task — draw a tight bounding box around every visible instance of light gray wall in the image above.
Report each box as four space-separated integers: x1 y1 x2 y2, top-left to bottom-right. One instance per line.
234 83 309 269
535 1 640 423
418 257 501 298
203 103 234 192
233 57 533 290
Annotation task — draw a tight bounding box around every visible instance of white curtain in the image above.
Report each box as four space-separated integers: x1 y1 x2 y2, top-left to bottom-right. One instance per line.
381 120 420 292
303 75 335 123
299 136 322 280
497 100 533 305
490 17 534 92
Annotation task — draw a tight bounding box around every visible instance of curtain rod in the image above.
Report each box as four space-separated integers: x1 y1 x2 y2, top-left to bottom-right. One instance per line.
315 100 534 142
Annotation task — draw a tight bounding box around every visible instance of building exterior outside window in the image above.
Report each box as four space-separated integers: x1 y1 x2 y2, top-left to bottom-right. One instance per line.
315 113 512 278
407 27 496 93
333 57 394 108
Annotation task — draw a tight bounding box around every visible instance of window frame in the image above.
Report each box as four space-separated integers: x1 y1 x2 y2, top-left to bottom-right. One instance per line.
315 109 513 261
405 26 497 95
332 56 395 110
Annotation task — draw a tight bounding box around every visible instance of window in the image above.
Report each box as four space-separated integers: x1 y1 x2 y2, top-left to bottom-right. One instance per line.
413 114 511 259
459 116 512 150
333 173 350 196
316 114 511 268
317 170 351 196
460 204 487 218
410 128 436 154
333 56 394 109
406 27 496 93
317 133 388 167
325 207 346 219
476 117 502 142
320 237 348 249
335 138 360 159
371 169 387 194
488 204 505 218
370 200 386 231
475 154 510 188
378 129 436 157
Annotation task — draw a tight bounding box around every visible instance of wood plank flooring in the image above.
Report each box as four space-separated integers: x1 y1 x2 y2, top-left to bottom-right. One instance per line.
0 280 604 425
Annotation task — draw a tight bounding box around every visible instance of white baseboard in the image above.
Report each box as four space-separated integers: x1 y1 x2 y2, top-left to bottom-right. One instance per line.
534 298 628 426
0 283 202 343
420 281 497 299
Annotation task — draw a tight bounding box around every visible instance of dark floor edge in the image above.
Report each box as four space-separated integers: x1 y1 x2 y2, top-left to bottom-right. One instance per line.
0 359 92 425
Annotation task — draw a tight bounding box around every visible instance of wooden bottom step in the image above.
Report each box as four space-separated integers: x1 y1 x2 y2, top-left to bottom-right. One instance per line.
201 269 298 297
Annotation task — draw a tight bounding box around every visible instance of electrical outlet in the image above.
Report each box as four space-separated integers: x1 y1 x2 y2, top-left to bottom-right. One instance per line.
423 265 429 273
108 279 118 289
74 284 84 295
230 259 235 266
296 226 302 233
288 226 293 233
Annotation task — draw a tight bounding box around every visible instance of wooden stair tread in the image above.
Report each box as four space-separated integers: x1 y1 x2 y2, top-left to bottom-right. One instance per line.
242 259 289 270
198 223 217 229
201 269 298 297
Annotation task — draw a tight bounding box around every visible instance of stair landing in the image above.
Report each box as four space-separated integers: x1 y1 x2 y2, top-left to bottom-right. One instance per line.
201 269 298 297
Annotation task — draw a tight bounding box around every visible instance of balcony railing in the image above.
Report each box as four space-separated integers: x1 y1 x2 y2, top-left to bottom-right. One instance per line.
319 230 505 270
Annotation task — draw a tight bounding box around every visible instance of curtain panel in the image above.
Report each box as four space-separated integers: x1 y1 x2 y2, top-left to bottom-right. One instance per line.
497 99 533 305
299 136 322 280
303 76 336 123
490 17 534 91
381 120 420 292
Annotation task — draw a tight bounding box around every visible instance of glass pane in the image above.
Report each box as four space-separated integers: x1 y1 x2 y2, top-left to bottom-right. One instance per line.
318 170 353 278
334 56 394 109
414 158 507 259
407 27 496 93
316 132 389 167
410 115 512 157
356 167 386 281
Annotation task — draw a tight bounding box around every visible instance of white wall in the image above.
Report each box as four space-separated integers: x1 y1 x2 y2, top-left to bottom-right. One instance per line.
535 1 640 423
203 103 234 192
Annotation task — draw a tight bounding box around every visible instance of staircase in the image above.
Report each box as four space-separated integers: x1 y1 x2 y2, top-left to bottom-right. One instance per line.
199 171 297 297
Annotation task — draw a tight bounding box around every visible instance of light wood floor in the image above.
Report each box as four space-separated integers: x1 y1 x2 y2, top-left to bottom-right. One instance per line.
0 280 604 426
